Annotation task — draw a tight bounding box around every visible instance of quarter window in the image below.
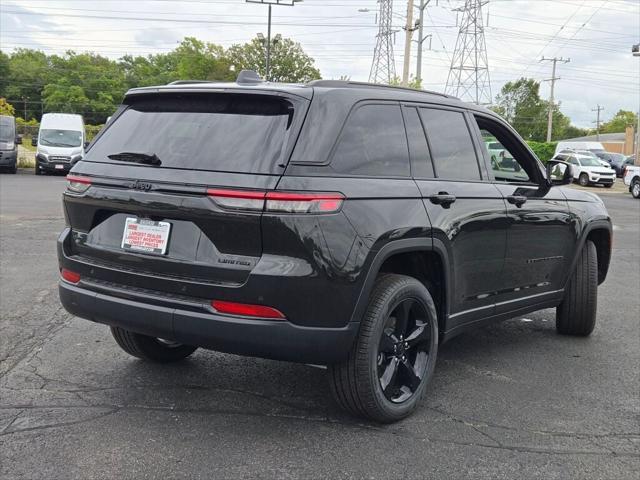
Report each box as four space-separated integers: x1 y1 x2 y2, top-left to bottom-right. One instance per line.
330 104 410 177
419 108 481 181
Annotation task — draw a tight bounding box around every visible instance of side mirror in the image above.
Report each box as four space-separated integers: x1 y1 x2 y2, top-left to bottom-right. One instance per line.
31 137 38 147
546 159 573 186
15 135 22 145
84 141 90 149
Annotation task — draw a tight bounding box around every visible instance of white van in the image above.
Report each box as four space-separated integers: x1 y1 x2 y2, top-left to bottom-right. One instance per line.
33 113 86 175
554 141 605 155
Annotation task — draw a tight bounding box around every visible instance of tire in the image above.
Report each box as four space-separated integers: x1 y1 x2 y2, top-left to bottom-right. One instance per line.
578 173 589 186
329 274 438 423
556 240 598 336
110 326 197 363
34 160 41 175
9 163 17 174
632 179 640 199
604 183 613 188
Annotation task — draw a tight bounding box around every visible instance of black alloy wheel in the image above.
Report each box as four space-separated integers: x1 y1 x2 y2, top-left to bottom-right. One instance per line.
377 298 432 403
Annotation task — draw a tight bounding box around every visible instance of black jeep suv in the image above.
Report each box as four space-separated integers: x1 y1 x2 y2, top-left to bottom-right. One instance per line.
58 74 612 423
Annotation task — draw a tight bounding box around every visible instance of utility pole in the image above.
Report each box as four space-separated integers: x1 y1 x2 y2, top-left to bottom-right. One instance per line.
415 0 433 86
540 56 570 142
445 0 492 104
592 104 604 140
21 96 28 121
246 0 301 81
369 0 397 84
402 0 416 86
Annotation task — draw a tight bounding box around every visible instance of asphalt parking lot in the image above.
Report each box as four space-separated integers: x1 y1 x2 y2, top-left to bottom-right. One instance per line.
1 171 638 479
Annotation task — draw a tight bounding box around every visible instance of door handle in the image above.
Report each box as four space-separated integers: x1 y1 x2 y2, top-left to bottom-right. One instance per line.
429 192 457 208
507 195 527 207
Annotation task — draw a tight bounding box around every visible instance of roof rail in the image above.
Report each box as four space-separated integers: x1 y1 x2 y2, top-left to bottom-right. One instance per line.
167 80 214 85
306 80 455 99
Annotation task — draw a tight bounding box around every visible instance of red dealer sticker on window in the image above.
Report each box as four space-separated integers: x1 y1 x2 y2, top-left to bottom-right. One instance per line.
121 217 171 255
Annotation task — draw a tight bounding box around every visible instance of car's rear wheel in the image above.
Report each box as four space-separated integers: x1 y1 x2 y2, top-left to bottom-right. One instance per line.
631 179 640 199
578 173 589 186
110 326 197 363
556 240 597 336
329 274 438 423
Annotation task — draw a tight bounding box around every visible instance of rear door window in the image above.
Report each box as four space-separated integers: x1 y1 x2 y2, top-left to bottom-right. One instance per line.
330 103 410 177
86 93 297 174
419 108 481 181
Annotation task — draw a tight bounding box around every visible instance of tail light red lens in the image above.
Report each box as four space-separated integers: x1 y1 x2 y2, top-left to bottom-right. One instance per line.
206 188 344 214
61 268 81 284
265 192 345 213
66 175 92 193
211 300 286 320
206 188 265 211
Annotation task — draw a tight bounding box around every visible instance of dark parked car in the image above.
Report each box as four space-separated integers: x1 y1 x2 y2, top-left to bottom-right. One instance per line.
595 151 630 176
58 73 612 423
0 115 21 174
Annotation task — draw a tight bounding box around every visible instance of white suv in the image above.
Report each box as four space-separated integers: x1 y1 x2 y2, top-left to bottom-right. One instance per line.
554 152 616 188
623 164 640 198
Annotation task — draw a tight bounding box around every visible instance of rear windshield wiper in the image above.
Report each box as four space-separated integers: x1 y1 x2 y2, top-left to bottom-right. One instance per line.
107 152 162 166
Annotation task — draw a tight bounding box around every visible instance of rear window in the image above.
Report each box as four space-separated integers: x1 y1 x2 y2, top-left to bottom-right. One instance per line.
0 117 15 142
87 93 296 174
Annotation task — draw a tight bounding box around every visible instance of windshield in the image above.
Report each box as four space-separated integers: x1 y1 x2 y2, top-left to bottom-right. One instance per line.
578 156 603 167
87 93 295 174
0 118 15 142
40 129 82 147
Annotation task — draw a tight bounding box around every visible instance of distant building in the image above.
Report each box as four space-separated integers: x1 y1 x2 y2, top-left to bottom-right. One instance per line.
562 126 635 155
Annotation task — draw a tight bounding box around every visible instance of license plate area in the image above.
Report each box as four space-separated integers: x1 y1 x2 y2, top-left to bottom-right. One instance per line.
55 164 65 169
121 217 171 255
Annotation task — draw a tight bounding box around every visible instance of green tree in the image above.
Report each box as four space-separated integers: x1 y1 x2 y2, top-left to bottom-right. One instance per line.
174 37 233 81
226 36 321 82
0 98 15 116
389 76 422 89
2 48 51 120
601 110 638 133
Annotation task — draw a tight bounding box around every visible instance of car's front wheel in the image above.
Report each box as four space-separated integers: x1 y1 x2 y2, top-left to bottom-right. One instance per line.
578 173 590 186
556 240 597 336
329 274 438 423
110 326 197 363
631 179 640 199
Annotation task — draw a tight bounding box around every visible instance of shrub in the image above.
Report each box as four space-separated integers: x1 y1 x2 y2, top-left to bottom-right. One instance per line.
527 141 557 163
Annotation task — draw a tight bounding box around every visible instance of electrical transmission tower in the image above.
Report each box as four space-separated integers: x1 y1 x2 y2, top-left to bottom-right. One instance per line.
369 0 396 84
445 0 492 104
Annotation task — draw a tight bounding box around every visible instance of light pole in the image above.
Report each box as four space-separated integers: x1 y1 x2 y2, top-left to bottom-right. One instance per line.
245 0 302 81
414 0 433 87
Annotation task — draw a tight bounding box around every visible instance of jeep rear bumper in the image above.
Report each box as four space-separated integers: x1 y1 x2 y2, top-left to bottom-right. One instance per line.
59 280 358 364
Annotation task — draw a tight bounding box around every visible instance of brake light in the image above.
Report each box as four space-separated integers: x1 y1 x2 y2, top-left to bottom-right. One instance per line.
206 188 265 211
211 300 285 319
60 268 81 284
265 192 345 213
206 188 344 214
66 175 92 193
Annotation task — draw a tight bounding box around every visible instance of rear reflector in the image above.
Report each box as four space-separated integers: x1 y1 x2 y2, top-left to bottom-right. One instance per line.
66 175 92 193
211 300 285 319
61 268 81 284
206 188 344 213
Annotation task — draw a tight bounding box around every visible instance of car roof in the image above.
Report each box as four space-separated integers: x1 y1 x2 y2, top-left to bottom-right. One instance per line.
124 77 494 115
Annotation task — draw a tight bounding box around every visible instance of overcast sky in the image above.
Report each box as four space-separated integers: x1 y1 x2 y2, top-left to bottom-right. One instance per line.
1 0 638 128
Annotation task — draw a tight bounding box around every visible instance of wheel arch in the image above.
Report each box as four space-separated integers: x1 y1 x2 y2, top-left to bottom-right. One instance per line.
350 238 450 335
567 220 612 286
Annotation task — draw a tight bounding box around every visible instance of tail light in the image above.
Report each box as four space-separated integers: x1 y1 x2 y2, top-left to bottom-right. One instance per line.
66 175 92 193
207 188 344 214
265 192 344 213
211 300 285 319
60 268 81 284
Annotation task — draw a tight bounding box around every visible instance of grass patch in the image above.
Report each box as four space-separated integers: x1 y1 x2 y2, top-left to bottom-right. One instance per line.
17 146 35 168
